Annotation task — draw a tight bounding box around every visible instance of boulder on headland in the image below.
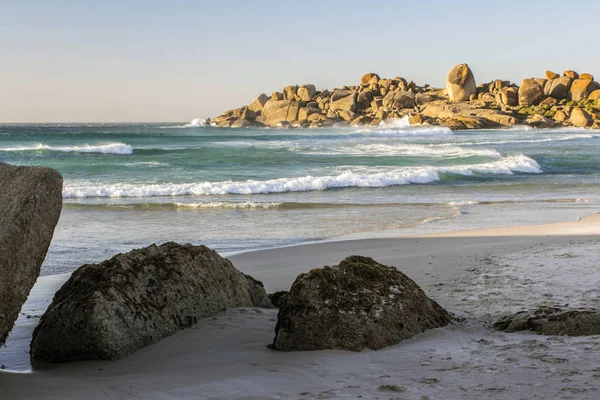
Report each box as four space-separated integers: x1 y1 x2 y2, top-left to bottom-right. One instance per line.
271 255 452 351
544 77 573 99
297 84 316 102
329 89 357 112
564 70 579 79
446 64 476 102
494 307 600 336
580 73 594 81
361 72 380 85
248 94 269 112
588 90 600 101
545 70 560 80
0 163 63 346
31 242 272 362
569 79 597 101
518 79 544 106
570 107 592 127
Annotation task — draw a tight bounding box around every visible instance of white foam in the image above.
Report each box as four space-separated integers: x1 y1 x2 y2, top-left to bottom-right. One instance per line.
174 202 282 209
378 116 412 129
302 143 502 158
0 143 133 155
189 118 207 127
62 154 541 198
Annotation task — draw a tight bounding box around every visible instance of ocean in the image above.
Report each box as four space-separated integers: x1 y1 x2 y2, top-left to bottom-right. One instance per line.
1 118 599 276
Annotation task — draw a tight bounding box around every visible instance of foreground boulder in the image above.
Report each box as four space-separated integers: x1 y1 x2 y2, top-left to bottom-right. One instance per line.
31 243 272 362
0 163 62 346
272 255 452 351
446 64 476 102
494 307 600 336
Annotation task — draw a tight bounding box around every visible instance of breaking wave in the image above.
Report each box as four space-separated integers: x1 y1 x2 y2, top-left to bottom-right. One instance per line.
62 154 541 198
0 143 133 155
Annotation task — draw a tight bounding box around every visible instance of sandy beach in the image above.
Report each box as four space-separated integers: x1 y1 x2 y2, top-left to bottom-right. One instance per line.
1 214 599 400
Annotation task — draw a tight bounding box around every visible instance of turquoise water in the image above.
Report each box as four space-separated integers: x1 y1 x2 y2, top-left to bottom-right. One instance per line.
1 120 599 276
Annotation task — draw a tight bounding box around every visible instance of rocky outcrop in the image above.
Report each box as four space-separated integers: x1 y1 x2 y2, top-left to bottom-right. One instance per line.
446 64 476 102
494 307 600 336
31 243 272 362
0 163 63 346
207 65 600 130
272 255 452 351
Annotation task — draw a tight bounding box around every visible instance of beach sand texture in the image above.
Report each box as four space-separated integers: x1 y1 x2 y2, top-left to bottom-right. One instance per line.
1 214 599 399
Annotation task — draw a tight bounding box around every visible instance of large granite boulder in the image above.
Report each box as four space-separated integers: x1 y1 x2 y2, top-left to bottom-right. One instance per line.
360 72 380 84
544 77 573 99
31 242 272 362
518 79 544 106
588 90 600 101
272 255 452 351
329 89 357 112
569 79 597 102
570 107 592 127
564 70 579 79
446 64 476 102
496 87 518 106
248 93 269 112
261 99 303 126
383 91 416 109
0 163 63 345
494 307 600 336
297 84 316 102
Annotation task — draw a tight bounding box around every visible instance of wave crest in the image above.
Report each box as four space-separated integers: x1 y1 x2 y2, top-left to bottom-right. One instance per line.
0 143 133 155
63 154 541 198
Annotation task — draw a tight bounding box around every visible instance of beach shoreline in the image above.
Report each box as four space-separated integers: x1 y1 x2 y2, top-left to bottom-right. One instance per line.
1 211 600 398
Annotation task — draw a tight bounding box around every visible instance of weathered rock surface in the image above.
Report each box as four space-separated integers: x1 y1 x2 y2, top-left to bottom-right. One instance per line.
544 77 572 99
31 242 272 362
272 255 452 351
0 163 63 346
329 89 357 112
248 94 269 112
570 107 592 127
494 307 600 336
297 84 316 102
360 72 380 84
446 64 476 102
569 79 597 101
519 79 544 106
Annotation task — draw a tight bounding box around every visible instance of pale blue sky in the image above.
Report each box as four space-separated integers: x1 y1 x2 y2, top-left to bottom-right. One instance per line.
2 0 599 122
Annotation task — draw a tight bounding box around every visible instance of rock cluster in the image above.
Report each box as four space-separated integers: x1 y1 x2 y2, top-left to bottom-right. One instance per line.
0 163 63 346
207 65 600 130
271 255 452 351
494 307 600 336
31 242 272 362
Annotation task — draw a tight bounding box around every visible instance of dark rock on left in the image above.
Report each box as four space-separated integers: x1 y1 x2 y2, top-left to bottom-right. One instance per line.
0 163 63 345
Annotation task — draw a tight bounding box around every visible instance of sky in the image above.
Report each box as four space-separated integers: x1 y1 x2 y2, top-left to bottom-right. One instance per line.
2 0 600 123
